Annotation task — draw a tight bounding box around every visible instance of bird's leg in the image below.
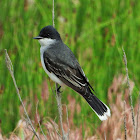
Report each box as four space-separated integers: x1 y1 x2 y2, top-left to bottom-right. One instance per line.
57 86 62 94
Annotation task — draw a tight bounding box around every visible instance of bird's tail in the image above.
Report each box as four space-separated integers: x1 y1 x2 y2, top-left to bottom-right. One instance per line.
82 88 111 121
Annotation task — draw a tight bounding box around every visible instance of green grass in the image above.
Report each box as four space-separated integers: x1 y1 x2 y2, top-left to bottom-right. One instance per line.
0 0 140 137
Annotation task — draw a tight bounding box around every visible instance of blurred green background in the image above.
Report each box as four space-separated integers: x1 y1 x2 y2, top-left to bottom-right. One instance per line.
0 0 140 137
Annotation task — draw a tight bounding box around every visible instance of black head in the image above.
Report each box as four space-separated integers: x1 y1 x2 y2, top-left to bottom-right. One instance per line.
34 25 61 40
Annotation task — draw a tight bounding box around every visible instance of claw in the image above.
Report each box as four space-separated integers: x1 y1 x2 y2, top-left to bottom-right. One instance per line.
57 86 62 93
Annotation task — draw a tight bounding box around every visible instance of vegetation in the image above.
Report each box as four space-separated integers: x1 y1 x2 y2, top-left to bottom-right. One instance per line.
0 0 140 139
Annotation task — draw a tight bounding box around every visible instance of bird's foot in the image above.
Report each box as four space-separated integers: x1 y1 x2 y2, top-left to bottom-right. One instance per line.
57 86 63 94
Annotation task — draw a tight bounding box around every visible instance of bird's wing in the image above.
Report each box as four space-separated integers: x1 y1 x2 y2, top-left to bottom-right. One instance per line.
43 51 89 91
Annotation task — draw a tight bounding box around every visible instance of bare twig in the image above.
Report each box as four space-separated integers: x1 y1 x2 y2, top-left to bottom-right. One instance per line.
52 0 69 139
5 49 41 140
36 101 48 140
55 84 68 140
123 100 127 140
52 0 55 27
65 105 70 137
104 132 106 140
63 104 70 137
122 47 135 135
135 91 140 140
52 117 62 138
49 86 62 139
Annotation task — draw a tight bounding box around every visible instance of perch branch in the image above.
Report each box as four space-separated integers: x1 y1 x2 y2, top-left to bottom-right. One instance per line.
104 132 106 140
52 0 55 27
55 84 69 140
52 0 69 139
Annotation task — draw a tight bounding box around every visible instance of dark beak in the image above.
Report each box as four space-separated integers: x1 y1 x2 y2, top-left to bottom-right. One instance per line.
33 36 43 39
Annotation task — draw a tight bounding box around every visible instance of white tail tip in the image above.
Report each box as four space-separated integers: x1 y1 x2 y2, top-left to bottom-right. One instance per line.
97 105 111 121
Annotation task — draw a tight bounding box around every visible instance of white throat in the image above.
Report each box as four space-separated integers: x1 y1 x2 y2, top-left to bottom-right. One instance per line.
38 38 56 47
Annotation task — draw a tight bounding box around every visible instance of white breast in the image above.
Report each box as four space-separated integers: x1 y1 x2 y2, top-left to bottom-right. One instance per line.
40 43 64 86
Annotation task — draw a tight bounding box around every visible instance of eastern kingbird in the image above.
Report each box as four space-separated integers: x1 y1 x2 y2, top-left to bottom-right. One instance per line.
34 25 111 121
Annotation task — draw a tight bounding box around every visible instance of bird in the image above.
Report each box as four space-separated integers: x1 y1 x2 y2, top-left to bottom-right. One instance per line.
33 25 111 121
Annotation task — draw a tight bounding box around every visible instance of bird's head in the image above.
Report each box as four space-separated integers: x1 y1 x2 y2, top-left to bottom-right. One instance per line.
34 25 61 46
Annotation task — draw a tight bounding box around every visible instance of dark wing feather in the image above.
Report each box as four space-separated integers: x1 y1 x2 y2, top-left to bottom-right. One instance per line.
43 51 89 93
